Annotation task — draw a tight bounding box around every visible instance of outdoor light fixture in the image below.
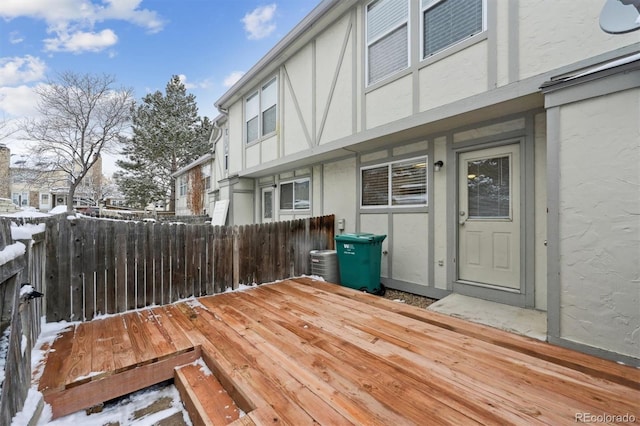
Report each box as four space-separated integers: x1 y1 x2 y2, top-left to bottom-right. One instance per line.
434 160 444 172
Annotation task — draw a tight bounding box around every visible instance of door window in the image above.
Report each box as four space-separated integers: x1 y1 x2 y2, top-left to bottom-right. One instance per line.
466 155 510 218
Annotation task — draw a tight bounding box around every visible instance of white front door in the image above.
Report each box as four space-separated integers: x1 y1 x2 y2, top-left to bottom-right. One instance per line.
458 144 520 290
261 187 274 223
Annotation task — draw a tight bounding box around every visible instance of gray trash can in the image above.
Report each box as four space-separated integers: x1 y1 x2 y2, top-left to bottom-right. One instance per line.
310 250 340 284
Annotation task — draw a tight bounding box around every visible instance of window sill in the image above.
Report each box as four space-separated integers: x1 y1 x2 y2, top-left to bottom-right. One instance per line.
420 31 487 69
246 130 277 148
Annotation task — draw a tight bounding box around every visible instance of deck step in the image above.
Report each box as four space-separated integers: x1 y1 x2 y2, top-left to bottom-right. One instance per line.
175 360 243 426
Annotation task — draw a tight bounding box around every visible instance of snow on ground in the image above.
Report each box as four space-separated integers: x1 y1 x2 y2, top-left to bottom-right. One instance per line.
11 282 291 425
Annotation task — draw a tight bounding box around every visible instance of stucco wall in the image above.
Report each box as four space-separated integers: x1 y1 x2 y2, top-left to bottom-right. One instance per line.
419 41 488 112
518 1 639 81
323 157 357 234
558 88 640 359
365 75 413 129
316 13 354 145
228 102 244 175
534 113 547 310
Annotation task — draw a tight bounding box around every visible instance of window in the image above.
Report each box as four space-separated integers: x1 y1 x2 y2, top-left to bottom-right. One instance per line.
366 0 409 85
179 175 187 197
245 77 278 143
422 0 483 58
280 178 310 211
361 157 427 207
41 194 49 203
261 79 277 135
467 155 510 218
202 164 211 190
12 192 28 206
263 189 273 219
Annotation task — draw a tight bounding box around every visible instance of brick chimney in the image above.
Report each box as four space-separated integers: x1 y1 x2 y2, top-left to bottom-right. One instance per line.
0 144 10 199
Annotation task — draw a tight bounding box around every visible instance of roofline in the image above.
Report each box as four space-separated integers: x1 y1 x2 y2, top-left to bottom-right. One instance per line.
540 51 640 92
172 153 214 177
215 0 352 109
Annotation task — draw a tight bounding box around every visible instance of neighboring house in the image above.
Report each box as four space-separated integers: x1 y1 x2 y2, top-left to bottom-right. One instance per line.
174 114 229 219
8 150 104 212
206 0 639 364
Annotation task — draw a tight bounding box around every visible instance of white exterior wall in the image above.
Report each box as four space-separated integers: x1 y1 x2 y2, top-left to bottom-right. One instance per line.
316 13 355 145
323 157 357 233
366 75 413 128
228 102 244 175
283 45 313 156
534 112 547 310
518 1 640 81
432 136 448 290
557 88 640 359
419 41 488 111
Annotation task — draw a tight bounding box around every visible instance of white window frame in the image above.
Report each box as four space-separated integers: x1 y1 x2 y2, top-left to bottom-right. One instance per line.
365 0 410 86
178 175 188 197
244 76 278 144
279 178 311 212
421 0 486 61
361 156 428 208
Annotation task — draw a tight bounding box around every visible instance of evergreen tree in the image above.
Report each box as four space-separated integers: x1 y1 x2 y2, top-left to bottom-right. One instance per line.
115 75 212 210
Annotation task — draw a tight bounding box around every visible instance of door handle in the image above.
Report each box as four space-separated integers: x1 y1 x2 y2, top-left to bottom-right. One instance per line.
459 211 467 226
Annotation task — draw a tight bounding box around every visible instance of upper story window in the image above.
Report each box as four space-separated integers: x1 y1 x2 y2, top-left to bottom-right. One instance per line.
361 156 428 207
245 77 278 144
366 0 409 86
422 0 484 59
201 164 211 190
178 175 187 197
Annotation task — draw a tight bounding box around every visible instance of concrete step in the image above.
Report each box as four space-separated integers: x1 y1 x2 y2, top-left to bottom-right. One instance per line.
174 360 243 426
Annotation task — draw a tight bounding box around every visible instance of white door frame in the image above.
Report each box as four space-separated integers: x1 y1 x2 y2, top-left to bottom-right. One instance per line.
450 137 536 308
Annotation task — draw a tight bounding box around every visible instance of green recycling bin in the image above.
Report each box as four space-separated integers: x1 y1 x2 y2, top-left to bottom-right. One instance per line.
335 233 387 294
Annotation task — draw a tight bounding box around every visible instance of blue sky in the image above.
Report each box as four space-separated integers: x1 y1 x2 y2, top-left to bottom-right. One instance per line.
0 0 320 171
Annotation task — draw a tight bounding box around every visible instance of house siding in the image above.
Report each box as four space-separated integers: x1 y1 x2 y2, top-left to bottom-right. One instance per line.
556 88 639 360
212 0 640 363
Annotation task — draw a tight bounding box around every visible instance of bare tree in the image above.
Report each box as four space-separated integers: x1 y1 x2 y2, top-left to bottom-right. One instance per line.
21 72 133 212
0 116 17 142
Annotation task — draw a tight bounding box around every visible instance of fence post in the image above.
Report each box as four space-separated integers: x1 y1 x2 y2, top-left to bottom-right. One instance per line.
233 225 239 290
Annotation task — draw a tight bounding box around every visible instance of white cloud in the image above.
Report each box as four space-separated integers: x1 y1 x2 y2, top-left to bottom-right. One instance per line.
0 0 165 33
223 71 245 88
0 0 165 54
178 74 212 90
0 84 43 117
44 28 118 53
9 31 24 44
0 56 46 86
242 4 277 40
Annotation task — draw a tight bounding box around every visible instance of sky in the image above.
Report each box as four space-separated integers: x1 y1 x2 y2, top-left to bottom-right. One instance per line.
0 0 321 174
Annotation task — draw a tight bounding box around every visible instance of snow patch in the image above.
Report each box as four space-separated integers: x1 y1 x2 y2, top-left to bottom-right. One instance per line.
0 241 26 265
11 223 46 240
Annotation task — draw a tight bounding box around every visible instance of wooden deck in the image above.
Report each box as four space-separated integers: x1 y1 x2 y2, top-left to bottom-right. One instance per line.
36 278 640 425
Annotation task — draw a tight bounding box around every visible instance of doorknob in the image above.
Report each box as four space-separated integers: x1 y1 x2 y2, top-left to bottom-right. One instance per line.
459 211 467 226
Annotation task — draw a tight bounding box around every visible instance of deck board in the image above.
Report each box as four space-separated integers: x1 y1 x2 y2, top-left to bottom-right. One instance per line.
37 278 640 424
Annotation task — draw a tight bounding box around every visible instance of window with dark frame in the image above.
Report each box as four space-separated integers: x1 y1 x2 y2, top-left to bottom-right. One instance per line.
361 157 428 207
422 0 483 58
366 0 409 85
279 178 310 211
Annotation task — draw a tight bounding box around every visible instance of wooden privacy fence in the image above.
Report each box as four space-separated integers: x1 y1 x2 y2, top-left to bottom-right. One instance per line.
43 215 335 321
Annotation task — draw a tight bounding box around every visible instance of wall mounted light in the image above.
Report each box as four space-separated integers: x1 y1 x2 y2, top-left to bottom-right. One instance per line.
434 160 444 172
